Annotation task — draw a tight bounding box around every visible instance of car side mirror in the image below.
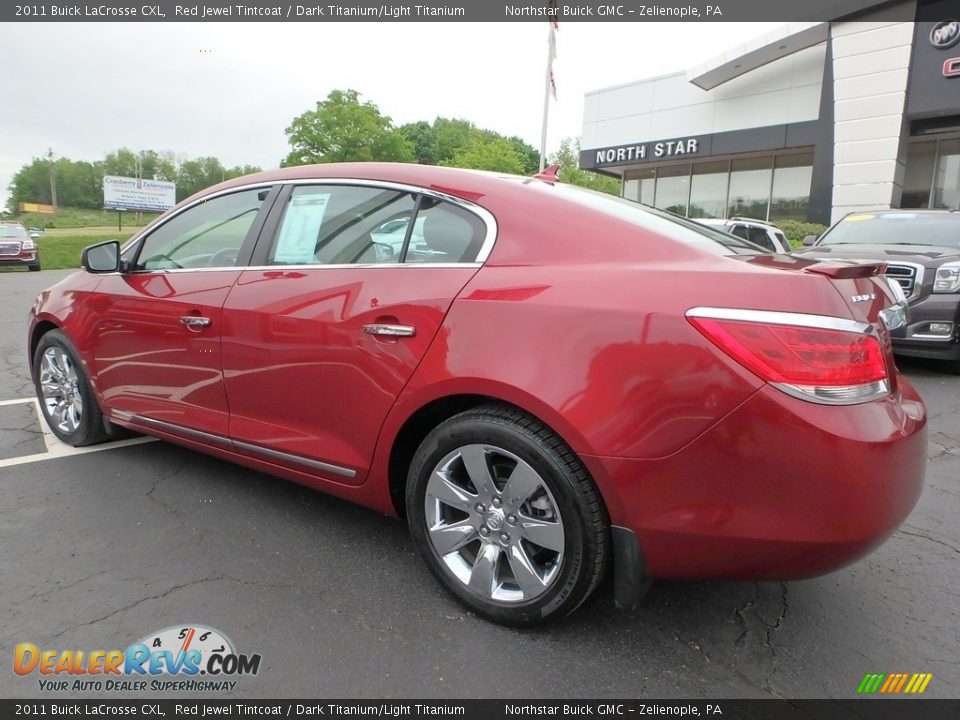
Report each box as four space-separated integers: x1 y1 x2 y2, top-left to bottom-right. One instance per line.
82 240 121 273
802 235 818 246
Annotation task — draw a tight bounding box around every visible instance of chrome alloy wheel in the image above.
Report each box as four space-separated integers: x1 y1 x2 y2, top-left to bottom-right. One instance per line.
424 443 565 603
39 346 83 434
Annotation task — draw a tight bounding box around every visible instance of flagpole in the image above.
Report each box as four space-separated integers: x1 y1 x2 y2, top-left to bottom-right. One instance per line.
539 3 557 172
539 50 551 172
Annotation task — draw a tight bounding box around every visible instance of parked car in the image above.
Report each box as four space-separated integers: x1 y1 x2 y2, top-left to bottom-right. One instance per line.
28 227 45 239
370 214 435 258
697 217 791 253
28 164 926 626
0 221 41 271
795 210 960 372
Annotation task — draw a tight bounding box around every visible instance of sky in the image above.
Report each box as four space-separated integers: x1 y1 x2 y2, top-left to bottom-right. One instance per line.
0 21 782 209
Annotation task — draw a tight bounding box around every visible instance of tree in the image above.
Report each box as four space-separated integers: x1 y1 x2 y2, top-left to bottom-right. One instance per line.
549 138 621 196
397 120 436 166
283 89 415 166
443 137 527 174
176 157 226 200
8 158 53 210
397 117 541 173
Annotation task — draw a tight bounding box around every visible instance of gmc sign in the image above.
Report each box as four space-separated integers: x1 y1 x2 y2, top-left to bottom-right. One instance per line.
945 57 960 78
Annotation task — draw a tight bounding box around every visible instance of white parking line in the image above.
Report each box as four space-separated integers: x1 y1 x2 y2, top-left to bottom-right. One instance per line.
0 397 156 469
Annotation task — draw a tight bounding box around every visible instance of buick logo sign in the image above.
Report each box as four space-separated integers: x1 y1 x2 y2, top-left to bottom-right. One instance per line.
930 20 960 50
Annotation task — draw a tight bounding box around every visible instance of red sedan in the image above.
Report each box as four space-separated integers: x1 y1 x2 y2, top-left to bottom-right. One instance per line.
1 221 41 271
28 164 926 625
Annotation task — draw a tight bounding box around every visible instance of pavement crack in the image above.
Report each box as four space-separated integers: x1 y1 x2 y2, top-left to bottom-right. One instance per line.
29 570 110 601
899 526 960 555
760 583 789 692
51 575 220 639
733 582 759 648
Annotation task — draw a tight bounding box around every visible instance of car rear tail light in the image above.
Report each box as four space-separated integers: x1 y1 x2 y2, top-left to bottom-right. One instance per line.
686 307 890 405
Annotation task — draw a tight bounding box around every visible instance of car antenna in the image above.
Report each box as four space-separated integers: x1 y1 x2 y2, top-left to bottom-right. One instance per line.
533 164 561 184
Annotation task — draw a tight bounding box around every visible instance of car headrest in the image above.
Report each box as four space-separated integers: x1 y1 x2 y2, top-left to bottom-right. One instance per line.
421 208 477 261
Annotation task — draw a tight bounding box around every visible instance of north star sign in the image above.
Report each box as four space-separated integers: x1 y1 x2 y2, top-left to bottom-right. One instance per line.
593 138 700 166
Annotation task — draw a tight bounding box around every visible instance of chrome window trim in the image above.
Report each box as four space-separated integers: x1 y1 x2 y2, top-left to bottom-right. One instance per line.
94 262 483 276
121 177 498 266
685 307 875 337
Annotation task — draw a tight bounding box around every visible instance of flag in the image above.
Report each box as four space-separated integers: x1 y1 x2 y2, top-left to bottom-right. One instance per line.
547 0 558 100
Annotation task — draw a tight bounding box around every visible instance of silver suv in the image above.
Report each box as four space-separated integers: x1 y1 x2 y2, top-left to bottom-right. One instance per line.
697 217 791 254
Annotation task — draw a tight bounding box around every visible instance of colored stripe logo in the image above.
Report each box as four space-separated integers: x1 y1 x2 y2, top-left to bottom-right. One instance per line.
857 673 933 694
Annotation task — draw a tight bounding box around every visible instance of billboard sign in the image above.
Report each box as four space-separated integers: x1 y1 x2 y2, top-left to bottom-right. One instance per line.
103 175 176 212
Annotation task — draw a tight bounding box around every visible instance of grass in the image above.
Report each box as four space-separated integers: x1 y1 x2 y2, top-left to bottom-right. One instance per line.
13 206 160 230
36 230 138 270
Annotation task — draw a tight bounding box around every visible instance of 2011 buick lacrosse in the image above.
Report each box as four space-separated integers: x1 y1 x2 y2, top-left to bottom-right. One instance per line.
29 163 926 625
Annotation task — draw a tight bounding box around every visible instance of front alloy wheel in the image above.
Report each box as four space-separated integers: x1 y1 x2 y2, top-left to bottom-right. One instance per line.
33 329 108 446
39 346 84 435
407 405 608 626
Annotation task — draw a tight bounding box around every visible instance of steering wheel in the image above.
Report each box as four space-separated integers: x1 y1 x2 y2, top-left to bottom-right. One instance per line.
207 247 239 267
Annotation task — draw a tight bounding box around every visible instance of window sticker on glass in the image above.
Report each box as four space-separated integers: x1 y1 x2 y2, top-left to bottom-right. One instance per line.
274 193 331 263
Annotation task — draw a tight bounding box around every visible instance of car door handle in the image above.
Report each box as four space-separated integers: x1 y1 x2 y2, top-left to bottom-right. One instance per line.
361 323 416 337
180 316 212 328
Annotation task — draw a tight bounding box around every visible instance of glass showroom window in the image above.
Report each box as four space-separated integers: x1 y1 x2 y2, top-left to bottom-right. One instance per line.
727 157 772 220
933 139 960 210
901 141 937 208
623 168 656 205
769 153 813 222
654 164 691 216
689 161 729 219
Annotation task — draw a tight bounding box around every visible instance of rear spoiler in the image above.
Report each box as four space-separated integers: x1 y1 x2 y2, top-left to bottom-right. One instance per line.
804 261 887 279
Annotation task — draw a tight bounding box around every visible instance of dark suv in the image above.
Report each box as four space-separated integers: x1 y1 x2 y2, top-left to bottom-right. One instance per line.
796 210 960 370
0 222 41 271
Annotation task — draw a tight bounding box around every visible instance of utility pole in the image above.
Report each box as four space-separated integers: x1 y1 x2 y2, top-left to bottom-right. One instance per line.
47 148 58 212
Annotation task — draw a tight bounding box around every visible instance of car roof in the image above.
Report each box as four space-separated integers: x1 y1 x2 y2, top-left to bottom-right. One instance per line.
843 209 960 217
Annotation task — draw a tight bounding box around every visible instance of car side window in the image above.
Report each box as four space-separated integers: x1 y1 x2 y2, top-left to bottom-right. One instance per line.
407 199 486 264
136 188 268 271
269 185 416 266
774 231 788 251
746 227 775 251
729 224 750 241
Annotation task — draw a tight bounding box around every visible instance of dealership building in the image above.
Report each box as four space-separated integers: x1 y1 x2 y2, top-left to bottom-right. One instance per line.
579 0 960 226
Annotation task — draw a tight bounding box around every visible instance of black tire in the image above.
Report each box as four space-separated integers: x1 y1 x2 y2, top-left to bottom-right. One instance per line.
406 404 608 626
33 329 108 446
29 264 41 272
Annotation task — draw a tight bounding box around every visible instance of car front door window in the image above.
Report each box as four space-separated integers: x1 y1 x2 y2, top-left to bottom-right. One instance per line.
135 188 268 270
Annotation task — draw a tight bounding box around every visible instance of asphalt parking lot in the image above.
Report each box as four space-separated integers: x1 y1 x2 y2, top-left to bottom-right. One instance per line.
0 269 957 699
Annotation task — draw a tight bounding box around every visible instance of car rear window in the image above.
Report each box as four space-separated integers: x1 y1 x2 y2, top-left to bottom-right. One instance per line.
549 184 760 256
818 212 960 247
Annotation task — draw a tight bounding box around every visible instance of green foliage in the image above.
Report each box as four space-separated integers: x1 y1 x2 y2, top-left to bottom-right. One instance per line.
283 89 415 166
396 116 540 174
35 230 138 270
550 138 620 195
442 137 527 174
777 219 828 247
16 207 159 229
397 121 436 166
